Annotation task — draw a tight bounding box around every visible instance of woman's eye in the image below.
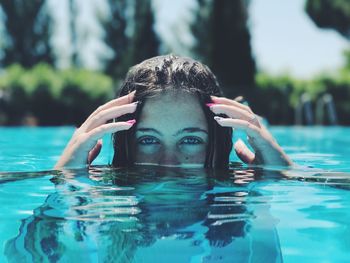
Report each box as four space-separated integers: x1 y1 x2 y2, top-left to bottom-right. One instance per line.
138 137 160 145
180 137 203 145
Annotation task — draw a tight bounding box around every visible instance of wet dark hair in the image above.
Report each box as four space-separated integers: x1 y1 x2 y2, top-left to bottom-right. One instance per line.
112 54 232 169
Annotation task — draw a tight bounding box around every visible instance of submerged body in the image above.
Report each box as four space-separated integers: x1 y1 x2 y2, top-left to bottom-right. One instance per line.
4 167 283 263
2 127 350 262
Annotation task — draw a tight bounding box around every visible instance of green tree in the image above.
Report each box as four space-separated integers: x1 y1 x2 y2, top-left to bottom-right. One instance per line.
306 0 350 40
102 0 159 80
103 0 129 79
191 0 256 99
191 0 213 67
342 49 350 70
306 1 350 73
0 0 54 67
68 0 80 67
128 0 160 67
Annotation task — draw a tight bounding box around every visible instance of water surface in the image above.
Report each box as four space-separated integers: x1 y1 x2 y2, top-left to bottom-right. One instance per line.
1 127 350 262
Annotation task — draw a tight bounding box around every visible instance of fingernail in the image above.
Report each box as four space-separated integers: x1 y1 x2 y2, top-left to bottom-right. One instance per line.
127 91 136 102
126 119 136 125
214 116 223 121
236 138 244 146
206 103 216 107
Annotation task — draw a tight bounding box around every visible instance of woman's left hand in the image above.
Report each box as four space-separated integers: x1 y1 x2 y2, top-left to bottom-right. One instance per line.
208 96 293 166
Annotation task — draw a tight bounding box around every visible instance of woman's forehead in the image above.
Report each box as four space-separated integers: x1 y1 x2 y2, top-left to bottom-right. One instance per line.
138 91 208 130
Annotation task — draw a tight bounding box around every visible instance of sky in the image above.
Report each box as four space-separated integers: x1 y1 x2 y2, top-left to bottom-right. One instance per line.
47 0 111 69
3 0 349 78
155 0 349 78
249 0 349 78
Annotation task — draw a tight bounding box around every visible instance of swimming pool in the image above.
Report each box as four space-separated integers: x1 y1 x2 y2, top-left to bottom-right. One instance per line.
1 127 350 262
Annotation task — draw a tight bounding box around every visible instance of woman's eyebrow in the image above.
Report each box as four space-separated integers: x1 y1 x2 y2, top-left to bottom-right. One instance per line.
136 128 162 135
136 127 208 136
174 127 208 136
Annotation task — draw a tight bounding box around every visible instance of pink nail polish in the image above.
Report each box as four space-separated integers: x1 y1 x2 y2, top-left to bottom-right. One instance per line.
206 103 215 107
126 119 136 125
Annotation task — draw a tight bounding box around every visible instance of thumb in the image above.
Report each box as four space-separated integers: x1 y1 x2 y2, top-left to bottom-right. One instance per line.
234 139 255 164
234 96 244 102
88 139 102 165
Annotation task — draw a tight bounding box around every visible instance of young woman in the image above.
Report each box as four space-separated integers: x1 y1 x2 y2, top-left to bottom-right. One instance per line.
54 55 292 169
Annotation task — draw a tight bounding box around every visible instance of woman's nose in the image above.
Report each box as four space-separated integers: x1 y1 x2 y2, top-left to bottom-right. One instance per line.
158 150 180 166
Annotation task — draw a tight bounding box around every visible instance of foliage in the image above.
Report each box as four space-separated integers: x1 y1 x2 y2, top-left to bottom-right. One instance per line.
341 49 350 71
0 0 54 67
68 0 79 67
254 73 298 124
254 71 350 125
128 0 160 66
305 0 350 39
102 0 129 79
102 0 160 80
2 64 350 126
191 0 256 99
0 64 114 125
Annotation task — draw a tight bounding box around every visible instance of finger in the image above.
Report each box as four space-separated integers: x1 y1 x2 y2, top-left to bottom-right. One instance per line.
83 102 138 132
88 139 102 164
87 120 136 142
233 96 244 103
209 104 260 127
214 117 260 137
86 91 136 122
234 139 255 164
210 96 253 113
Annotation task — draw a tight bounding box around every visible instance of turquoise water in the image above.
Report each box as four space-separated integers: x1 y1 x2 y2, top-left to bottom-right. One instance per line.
1 127 350 262
1 127 350 172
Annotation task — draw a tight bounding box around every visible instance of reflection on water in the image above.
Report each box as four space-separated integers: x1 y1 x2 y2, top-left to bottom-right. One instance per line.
3 166 283 263
3 166 350 262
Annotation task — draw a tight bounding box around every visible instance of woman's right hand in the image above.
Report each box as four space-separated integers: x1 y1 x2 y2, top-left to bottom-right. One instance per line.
54 91 137 170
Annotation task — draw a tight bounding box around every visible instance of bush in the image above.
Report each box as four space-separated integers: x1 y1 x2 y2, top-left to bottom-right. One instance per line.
1 63 350 125
253 73 302 124
254 71 350 125
0 64 115 125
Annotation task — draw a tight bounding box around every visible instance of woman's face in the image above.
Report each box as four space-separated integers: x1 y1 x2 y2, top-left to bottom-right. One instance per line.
133 90 209 168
